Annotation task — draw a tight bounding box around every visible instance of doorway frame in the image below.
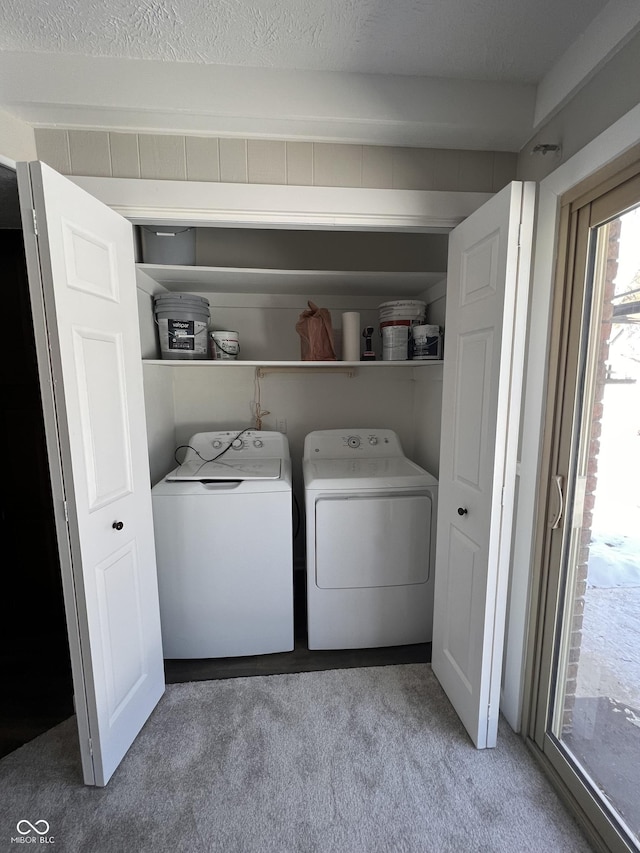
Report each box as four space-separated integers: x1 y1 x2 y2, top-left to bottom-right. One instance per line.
521 105 640 852
69 175 536 730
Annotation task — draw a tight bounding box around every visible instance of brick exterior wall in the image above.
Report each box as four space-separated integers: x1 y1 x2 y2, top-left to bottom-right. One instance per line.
562 218 621 732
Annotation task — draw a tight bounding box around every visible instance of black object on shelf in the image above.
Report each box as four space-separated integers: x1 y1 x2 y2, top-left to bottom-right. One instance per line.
361 325 376 361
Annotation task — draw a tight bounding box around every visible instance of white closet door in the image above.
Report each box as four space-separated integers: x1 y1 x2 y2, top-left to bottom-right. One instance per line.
432 181 535 748
18 161 165 786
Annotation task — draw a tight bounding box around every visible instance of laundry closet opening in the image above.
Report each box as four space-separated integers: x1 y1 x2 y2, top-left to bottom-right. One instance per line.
134 222 451 680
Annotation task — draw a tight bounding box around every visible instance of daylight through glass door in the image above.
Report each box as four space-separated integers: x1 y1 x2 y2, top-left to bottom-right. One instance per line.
550 202 640 847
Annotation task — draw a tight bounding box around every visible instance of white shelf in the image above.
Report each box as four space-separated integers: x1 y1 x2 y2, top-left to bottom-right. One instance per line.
136 264 442 297
142 359 443 367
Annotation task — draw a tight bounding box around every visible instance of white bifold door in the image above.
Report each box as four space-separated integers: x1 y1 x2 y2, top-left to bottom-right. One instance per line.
432 181 535 748
17 162 165 786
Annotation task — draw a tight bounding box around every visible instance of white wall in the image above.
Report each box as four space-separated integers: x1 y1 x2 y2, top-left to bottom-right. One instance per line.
170 367 417 460
143 365 176 486
411 368 443 478
518 28 640 182
0 108 36 161
168 365 422 565
138 286 439 493
191 293 381 361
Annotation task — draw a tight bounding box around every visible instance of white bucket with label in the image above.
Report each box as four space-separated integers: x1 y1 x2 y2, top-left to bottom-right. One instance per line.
380 320 411 361
154 293 210 360
210 330 240 360
412 324 442 360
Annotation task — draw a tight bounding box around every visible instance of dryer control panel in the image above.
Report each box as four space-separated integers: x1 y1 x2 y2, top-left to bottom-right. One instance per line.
304 429 404 459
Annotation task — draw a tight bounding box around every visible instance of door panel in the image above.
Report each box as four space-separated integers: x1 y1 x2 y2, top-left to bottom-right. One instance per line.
96 542 147 720
460 230 500 304
62 219 119 300
432 181 535 748
18 161 165 786
73 329 133 508
443 525 480 686
454 330 493 489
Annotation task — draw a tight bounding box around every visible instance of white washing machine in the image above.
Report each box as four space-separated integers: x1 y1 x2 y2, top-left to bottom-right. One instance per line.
152 430 293 658
303 429 438 650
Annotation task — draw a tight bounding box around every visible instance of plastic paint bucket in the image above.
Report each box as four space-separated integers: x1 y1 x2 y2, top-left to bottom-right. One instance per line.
141 226 196 265
380 320 411 361
210 330 240 360
378 300 426 323
412 324 442 360
154 293 210 360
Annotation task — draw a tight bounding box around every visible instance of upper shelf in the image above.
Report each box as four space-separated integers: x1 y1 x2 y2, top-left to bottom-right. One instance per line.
136 264 443 297
142 359 443 368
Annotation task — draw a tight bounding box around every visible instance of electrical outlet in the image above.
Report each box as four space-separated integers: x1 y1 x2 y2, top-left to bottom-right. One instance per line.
277 418 287 434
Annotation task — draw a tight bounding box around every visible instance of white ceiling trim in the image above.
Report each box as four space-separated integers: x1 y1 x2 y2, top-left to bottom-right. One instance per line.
0 52 535 150
534 0 640 128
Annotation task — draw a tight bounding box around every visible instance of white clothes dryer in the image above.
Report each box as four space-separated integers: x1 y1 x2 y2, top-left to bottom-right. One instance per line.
303 429 437 650
152 430 293 658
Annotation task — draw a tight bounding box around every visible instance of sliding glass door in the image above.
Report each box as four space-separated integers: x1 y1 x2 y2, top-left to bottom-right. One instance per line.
530 162 640 853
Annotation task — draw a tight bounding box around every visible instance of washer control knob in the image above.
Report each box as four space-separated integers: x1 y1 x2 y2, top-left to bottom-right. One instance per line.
253 439 264 448
212 440 223 449
347 436 361 448
231 438 244 449
369 436 378 445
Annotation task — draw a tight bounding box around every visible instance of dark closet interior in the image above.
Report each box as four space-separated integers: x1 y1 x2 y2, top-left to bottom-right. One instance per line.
0 171 73 758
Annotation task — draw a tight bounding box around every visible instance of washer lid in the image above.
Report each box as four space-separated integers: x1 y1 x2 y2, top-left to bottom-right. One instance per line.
167 457 282 481
303 456 437 490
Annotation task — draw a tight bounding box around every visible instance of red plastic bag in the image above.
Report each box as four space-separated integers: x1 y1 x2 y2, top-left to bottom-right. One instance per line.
295 301 336 361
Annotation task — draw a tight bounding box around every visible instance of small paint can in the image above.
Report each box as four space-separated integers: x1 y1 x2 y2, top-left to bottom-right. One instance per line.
209 330 240 360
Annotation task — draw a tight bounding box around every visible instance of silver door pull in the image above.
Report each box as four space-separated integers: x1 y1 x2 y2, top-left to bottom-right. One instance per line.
550 476 564 529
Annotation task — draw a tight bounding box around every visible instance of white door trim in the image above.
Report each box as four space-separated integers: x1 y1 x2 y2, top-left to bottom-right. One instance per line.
504 100 640 732
70 177 492 232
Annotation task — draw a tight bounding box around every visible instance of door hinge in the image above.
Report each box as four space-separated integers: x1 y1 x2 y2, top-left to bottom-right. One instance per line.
88 737 93 756
31 208 38 236
63 500 69 523
517 222 522 248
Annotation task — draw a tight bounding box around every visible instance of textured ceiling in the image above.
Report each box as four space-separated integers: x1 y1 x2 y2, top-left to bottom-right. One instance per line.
0 0 608 83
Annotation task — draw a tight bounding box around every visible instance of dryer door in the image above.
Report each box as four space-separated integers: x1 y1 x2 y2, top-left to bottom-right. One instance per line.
315 494 431 589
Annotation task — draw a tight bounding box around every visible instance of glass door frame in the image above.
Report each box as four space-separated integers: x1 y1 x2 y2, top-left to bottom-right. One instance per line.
524 157 640 853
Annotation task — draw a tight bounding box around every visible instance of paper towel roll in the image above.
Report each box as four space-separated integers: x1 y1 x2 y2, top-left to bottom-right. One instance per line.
342 312 361 361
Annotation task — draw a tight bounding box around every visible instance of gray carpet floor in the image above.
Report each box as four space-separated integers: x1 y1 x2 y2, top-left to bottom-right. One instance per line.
0 664 593 853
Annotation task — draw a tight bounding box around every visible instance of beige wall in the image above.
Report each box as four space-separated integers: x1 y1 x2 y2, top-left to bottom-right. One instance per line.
517 29 640 182
34 128 517 194
0 109 37 162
